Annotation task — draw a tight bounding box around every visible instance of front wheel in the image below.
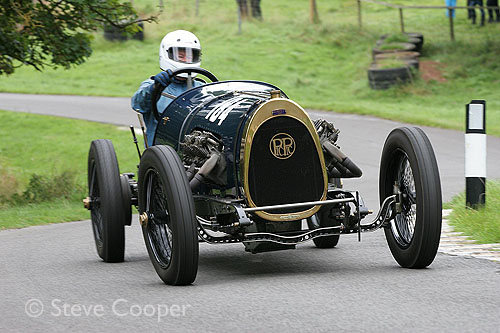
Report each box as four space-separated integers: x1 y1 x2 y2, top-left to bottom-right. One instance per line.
307 206 341 248
379 127 442 268
138 145 199 285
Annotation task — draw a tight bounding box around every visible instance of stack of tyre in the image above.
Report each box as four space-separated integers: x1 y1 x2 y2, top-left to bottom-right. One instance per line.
104 22 144 42
368 33 424 90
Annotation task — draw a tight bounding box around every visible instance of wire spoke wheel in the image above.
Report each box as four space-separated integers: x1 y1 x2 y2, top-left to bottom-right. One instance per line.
144 169 173 269
379 127 442 268
138 145 199 286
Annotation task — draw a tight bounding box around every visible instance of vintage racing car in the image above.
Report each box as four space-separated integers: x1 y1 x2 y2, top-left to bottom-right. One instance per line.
84 67 442 285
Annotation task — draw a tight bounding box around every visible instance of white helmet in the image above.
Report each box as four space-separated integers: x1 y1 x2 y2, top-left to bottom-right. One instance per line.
159 30 201 77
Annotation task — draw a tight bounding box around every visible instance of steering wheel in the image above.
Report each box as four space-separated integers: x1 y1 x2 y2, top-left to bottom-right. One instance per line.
151 67 219 121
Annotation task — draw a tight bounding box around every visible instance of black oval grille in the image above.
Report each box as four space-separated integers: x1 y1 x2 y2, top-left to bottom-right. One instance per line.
247 116 324 214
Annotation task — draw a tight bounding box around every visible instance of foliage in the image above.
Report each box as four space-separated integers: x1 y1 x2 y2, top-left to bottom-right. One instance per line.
0 0 157 75
447 181 500 244
5 171 81 205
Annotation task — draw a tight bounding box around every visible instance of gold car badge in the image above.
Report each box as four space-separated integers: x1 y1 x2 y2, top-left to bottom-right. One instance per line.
270 133 295 159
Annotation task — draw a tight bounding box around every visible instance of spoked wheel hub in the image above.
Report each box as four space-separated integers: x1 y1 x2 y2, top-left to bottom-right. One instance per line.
390 152 417 248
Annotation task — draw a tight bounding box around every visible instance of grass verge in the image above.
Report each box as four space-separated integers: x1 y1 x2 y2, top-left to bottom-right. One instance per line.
447 180 500 244
0 110 139 229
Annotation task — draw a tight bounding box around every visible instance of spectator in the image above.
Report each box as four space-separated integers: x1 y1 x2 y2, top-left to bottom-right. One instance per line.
236 0 262 20
487 0 500 22
251 0 262 20
469 0 486 25
445 0 457 17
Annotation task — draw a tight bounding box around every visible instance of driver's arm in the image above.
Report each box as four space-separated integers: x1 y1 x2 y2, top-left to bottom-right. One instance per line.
131 79 154 114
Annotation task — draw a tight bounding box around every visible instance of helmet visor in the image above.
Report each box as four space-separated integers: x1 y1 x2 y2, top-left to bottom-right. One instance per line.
168 47 201 64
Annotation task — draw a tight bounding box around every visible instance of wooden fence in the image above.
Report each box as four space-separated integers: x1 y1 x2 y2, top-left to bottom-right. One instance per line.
357 0 500 41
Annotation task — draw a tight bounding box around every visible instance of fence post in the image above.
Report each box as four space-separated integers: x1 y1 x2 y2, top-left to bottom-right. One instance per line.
357 0 362 29
399 8 405 33
448 8 455 41
195 0 199 16
237 3 242 34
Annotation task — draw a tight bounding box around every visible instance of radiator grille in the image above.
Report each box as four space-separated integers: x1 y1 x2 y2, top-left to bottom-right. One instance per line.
247 116 324 214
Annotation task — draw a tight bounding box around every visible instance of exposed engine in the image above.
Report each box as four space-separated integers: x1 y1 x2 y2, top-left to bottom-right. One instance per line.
180 130 227 189
314 119 362 179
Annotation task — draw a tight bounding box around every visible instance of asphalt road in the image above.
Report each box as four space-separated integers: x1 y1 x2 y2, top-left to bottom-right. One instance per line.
0 93 499 331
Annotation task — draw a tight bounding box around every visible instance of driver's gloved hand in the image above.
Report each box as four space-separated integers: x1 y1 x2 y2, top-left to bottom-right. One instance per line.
150 70 173 87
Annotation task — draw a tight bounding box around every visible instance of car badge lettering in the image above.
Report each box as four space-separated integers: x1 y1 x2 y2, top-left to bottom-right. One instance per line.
270 133 295 159
272 109 286 116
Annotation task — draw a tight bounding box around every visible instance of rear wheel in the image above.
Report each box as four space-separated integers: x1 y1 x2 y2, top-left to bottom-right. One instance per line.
87 139 125 262
138 145 199 285
379 127 441 268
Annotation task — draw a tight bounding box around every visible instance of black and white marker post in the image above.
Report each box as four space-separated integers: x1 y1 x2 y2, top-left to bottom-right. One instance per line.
465 100 486 208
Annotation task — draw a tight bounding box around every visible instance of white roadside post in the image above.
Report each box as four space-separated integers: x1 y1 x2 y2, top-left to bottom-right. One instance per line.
465 100 486 208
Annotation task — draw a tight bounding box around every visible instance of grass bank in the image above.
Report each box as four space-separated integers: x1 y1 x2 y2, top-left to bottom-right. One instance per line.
0 0 499 135
447 181 500 244
0 110 139 229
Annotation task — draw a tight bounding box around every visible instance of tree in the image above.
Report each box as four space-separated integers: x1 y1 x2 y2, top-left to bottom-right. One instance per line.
0 0 157 75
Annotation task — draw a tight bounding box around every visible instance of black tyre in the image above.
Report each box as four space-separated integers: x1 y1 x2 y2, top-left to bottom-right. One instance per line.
405 33 424 54
374 51 420 61
308 178 342 248
103 25 127 42
120 174 132 226
132 22 144 41
307 208 340 248
379 127 442 268
368 65 412 81
372 43 416 58
405 32 424 45
87 139 125 262
138 145 199 285
369 79 396 90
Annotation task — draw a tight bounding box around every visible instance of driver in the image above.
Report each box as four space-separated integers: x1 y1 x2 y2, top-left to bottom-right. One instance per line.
131 30 203 146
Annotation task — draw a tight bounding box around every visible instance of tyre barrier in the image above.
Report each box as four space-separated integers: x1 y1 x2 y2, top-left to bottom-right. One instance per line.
372 42 416 59
374 51 420 61
377 33 423 54
367 65 413 90
375 56 420 70
379 32 424 46
405 32 424 46
369 33 423 90
103 22 144 42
